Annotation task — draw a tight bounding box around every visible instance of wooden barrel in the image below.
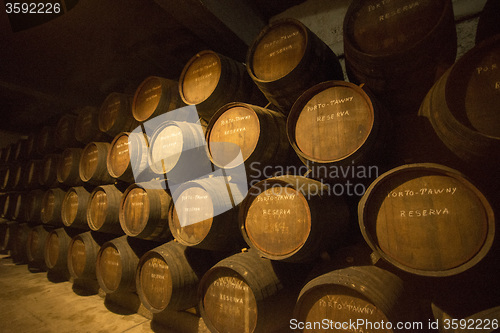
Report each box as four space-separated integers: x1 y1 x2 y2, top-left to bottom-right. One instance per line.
61 186 91 230
2 193 16 220
25 132 39 159
1 144 12 163
36 125 58 156
0 193 5 218
87 185 124 234
25 189 44 223
358 163 495 277
67 231 110 280
44 227 73 275
475 0 500 45
179 50 266 120
11 223 30 264
419 35 500 173
343 0 457 114
12 163 26 190
79 142 115 185
0 165 14 191
24 159 43 189
294 265 408 332
75 106 110 144
199 250 300 333
13 138 28 162
119 182 172 241
247 18 344 114
39 154 60 187
96 236 155 294
11 192 28 221
106 131 151 183
132 76 185 122
0 167 7 192
0 221 17 252
54 114 81 149
136 241 214 312
287 80 387 180
26 224 51 270
98 92 138 137
57 148 84 186
148 120 210 182
40 188 66 226
168 176 244 251
206 102 293 176
240 175 349 262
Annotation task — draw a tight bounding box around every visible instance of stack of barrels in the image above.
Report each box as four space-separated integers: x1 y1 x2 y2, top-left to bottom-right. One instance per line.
1 0 499 332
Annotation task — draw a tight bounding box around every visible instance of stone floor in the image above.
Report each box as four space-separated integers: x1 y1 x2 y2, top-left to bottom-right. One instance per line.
0 254 175 333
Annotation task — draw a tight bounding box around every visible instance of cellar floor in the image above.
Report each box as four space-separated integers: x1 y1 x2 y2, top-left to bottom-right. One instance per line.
0 254 177 333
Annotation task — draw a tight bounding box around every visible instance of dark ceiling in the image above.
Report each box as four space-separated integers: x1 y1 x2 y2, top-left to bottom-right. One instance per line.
0 0 303 135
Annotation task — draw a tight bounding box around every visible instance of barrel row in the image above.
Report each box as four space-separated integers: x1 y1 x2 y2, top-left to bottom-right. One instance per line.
1 158 497 280
4 222 498 333
0 6 498 332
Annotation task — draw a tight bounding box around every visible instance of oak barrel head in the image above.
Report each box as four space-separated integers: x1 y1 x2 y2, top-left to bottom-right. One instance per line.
11 223 30 264
40 188 65 226
45 231 60 270
54 114 80 149
79 142 114 185
245 185 311 258
359 163 495 276
445 35 500 140
294 266 406 332
169 186 214 247
199 250 300 333
87 185 124 234
250 20 306 82
120 186 150 236
119 182 171 240
148 120 210 182
75 106 109 144
107 131 151 183
27 225 50 270
107 132 132 180
201 268 258 332
68 237 87 279
137 251 173 312
247 18 344 113
344 0 445 56
96 236 151 294
290 81 374 162
207 104 260 168
25 159 43 189
179 50 222 106
149 123 185 175
61 187 91 230
169 177 245 251
57 148 84 186
240 175 349 262
79 143 101 183
96 243 122 293
343 0 457 114
98 92 137 137
25 189 44 222
43 227 73 274
40 154 60 187
287 80 383 179
132 76 183 122
88 187 109 232
36 126 57 156
61 189 80 227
